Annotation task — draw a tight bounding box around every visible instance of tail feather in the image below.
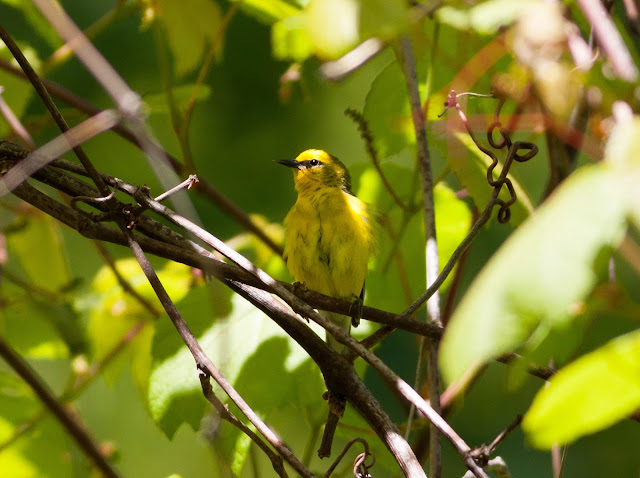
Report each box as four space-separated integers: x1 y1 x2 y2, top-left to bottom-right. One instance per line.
323 311 352 353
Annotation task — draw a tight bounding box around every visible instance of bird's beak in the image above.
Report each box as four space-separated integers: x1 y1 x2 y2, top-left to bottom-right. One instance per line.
276 159 300 169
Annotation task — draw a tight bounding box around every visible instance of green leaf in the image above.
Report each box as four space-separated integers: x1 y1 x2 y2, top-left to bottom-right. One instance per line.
363 62 414 160
359 0 408 41
0 0 61 48
305 0 360 59
236 0 300 25
0 280 71 359
436 0 538 35
272 0 407 61
434 183 472 290
605 117 640 229
230 425 252 475
523 329 640 448
148 286 324 438
6 213 70 292
272 14 313 61
80 258 192 390
156 0 222 77
440 165 628 386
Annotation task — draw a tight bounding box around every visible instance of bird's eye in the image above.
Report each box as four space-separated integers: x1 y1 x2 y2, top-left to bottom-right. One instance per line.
309 159 320 166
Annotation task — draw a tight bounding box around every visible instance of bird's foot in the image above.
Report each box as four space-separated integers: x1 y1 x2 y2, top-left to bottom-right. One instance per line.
348 295 363 328
292 281 308 294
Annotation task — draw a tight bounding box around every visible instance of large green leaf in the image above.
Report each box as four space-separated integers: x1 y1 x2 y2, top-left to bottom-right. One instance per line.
523 329 640 448
147 286 325 439
439 165 628 386
6 212 70 292
363 61 414 160
80 258 192 392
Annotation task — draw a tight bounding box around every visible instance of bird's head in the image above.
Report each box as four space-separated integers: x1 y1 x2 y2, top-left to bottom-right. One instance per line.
277 149 352 194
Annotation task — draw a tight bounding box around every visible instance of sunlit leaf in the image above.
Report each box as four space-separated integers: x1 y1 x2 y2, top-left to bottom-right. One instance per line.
305 0 360 59
606 117 640 228
235 0 300 24
523 329 640 448
272 14 313 61
440 165 628 386
80 258 192 390
434 183 472 289
436 0 538 34
148 287 325 438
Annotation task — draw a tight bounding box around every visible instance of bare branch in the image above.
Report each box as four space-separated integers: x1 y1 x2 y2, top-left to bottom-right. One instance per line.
198 369 289 478
0 338 121 478
398 33 442 477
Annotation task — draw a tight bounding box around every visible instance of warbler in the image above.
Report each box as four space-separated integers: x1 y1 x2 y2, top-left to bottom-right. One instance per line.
278 149 376 353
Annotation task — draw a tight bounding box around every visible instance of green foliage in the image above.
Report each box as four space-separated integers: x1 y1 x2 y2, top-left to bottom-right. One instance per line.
440 165 629 386
1 0 640 477
272 0 407 61
436 0 538 34
523 329 640 448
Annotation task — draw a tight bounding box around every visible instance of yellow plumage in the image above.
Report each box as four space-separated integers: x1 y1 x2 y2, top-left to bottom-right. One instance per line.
278 149 376 353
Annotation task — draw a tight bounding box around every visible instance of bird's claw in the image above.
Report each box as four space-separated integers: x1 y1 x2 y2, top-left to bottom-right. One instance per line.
292 281 307 294
349 295 363 328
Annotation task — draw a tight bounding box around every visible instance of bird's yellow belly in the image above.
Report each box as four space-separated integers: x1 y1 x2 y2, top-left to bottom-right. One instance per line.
283 191 371 300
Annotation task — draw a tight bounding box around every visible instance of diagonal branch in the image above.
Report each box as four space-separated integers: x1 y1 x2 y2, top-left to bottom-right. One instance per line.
0 338 121 478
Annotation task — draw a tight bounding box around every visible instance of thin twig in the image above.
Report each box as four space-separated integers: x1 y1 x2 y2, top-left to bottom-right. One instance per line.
0 56 284 255
321 38 385 81
323 437 372 477
198 369 289 478
345 108 405 210
0 24 115 197
0 338 121 478
154 174 199 202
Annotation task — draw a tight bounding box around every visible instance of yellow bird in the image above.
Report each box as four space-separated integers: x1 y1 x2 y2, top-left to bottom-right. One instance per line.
278 149 376 353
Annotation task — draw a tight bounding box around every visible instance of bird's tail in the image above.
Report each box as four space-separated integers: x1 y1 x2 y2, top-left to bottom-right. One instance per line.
323 311 352 354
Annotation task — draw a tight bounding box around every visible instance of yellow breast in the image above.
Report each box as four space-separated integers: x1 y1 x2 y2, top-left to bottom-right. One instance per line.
283 186 375 300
